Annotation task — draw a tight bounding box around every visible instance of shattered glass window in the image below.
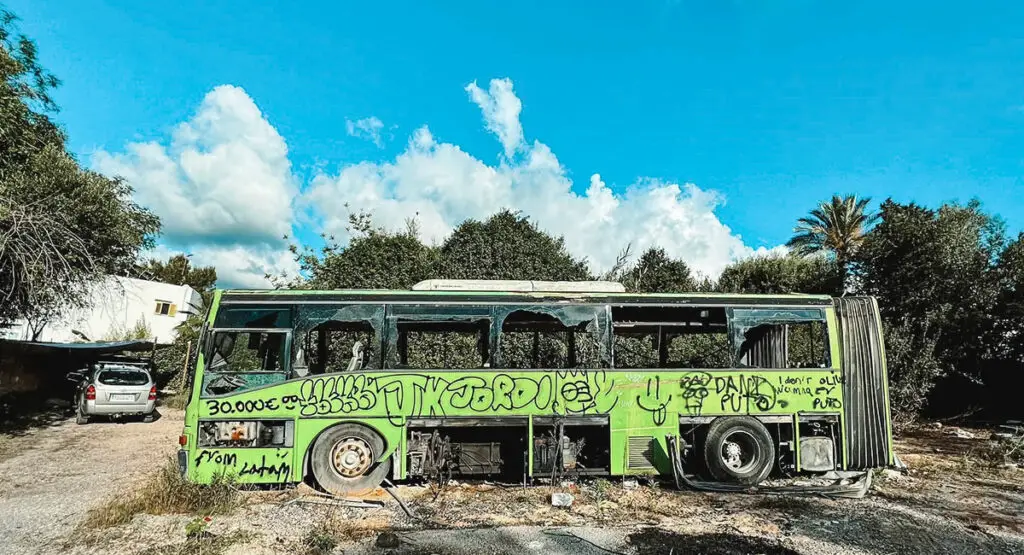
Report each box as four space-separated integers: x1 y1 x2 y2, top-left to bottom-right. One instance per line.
612 305 730 369
497 310 601 369
293 305 385 374
384 305 491 369
303 325 376 374
731 308 830 368
214 307 291 329
202 331 289 396
493 305 609 369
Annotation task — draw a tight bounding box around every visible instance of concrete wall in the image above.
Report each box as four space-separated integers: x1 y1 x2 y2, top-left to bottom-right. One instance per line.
0 276 203 344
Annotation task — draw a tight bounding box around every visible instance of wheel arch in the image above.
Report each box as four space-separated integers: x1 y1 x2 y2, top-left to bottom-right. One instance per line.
299 419 399 481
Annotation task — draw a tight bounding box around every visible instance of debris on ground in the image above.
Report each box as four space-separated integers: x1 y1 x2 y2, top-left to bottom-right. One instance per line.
5 412 1024 555
944 428 976 439
550 493 574 507
374 531 401 548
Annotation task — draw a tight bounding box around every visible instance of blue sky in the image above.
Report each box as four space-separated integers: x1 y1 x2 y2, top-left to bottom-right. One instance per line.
11 0 1024 286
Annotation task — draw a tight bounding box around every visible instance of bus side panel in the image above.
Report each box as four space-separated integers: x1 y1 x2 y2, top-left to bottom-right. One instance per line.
189 447 293 484
186 368 847 482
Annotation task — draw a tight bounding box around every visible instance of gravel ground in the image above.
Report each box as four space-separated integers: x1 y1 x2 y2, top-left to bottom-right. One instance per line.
2 410 1023 555
0 408 181 555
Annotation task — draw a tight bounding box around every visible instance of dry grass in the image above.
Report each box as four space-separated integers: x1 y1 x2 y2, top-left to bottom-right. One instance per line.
80 458 241 530
137 530 253 555
300 510 393 555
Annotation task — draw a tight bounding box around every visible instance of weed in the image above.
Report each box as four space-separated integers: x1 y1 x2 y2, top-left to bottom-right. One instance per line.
80 458 240 529
302 521 340 555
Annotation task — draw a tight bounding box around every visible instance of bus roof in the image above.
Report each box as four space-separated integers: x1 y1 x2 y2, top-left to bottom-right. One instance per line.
216 288 835 306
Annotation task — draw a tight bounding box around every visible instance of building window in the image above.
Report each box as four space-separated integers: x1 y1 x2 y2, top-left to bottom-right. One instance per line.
155 301 177 316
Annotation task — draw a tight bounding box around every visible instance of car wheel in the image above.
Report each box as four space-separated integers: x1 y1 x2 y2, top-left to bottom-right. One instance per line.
75 403 89 425
310 423 391 496
143 413 155 423
703 416 775 486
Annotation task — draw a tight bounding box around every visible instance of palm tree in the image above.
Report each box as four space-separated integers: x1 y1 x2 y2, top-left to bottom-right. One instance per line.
787 195 878 291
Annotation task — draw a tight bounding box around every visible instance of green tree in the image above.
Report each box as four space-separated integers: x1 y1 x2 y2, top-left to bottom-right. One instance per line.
787 194 878 290
0 9 159 326
618 247 698 293
294 211 438 290
436 210 589 281
991 233 1024 363
134 254 217 304
716 254 842 295
853 199 1005 417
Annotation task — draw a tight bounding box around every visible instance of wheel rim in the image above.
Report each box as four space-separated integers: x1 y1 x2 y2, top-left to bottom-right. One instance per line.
330 437 374 478
720 430 760 473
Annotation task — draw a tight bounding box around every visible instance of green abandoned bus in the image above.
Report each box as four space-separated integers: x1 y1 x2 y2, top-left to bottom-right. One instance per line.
178 280 894 495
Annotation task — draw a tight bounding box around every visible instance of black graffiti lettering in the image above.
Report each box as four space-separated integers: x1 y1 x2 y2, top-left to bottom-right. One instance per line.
531 375 554 410
239 455 291 481
194 450 237 468
445 376 486 410
491 374 516 410
204 397 280 416
813 397 842 409
298 374 379 416
715 375 777 412
819 375 843 386
777 384 813 396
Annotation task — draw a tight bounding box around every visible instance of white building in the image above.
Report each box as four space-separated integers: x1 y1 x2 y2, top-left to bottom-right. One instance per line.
0 276 204 344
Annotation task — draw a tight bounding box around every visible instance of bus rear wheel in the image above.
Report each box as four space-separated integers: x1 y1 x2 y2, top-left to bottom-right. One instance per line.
310 423 391 496
703 416 774 486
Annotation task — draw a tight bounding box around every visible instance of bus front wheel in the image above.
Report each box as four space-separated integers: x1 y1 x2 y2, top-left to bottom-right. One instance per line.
310 423 391 496
703 416 774 486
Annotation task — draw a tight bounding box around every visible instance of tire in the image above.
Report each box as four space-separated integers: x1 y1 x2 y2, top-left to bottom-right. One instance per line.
142 414 155 423
703 416 775 486
75 404 89 425
309 423 391 496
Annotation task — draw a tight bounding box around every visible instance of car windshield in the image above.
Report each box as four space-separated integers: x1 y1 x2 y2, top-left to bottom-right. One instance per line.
97 368 150 386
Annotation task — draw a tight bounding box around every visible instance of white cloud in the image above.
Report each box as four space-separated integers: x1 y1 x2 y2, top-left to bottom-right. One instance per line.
93 85 296 246
346 116 385 148
305 78 780 278
100 78 781 288
466 78 524 159
93 85 299 287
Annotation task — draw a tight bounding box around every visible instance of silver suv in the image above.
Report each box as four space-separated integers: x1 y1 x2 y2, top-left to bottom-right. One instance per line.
71 363 157 424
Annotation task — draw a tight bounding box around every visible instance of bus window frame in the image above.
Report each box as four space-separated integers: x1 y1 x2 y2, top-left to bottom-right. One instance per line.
610 304 732 370
200 327 293 398
492 304 610 370
728 307 831 370
383 304 494 370
293 304 386 373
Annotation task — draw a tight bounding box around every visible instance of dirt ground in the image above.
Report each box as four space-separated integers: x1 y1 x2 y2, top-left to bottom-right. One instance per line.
1 409 1023 555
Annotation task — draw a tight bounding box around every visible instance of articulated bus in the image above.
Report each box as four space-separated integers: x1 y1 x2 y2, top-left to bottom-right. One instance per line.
178 280 894 495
